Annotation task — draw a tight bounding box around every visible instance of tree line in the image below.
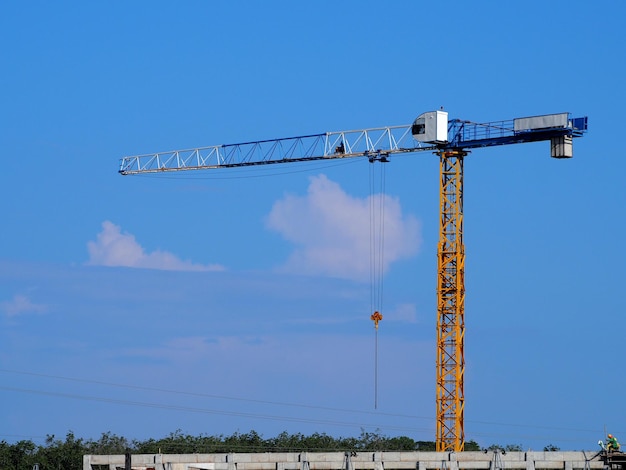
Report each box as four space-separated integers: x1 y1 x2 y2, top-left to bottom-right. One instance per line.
0 429 556 470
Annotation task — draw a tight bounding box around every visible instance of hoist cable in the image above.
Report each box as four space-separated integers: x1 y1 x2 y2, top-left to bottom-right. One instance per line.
368 164 387 312
368 162 387 409
378 166 386 310
369 167 376 313
374 326 379 409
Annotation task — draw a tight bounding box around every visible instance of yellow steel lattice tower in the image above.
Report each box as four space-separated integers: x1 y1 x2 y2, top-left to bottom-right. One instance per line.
436 150 466 451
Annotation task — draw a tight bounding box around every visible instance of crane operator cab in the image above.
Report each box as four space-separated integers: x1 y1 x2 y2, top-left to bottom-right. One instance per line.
412 110 448 144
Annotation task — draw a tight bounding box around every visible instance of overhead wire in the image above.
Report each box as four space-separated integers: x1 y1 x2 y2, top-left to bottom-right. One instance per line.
0 385 430 435
0 368 428 421
0 369 604 445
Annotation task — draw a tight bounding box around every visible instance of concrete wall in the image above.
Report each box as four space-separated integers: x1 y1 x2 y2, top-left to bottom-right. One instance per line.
83 451 605 470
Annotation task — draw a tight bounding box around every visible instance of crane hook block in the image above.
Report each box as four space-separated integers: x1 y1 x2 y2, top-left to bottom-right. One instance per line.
371 311 383 329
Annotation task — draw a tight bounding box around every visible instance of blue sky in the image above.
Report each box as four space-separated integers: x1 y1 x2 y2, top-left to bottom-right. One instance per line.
0 0 624 451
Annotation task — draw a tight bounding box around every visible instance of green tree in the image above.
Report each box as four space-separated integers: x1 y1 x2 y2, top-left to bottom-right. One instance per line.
0 441 11 469
464 440 481 451
301 432 344 451
133 437 159 454
485 444 504 452
385 436 417 451
415 441 436 451
357 430 386 451
86 432 132 455
38 432 85 470
485 443 523 452
222 430 265 452
543 444 560 451
269 432 306 452
9 439 37 470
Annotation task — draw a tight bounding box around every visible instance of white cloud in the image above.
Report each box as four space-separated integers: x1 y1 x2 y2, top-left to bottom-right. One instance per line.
1 294 48 317
87 221 225 272
265 174 421 281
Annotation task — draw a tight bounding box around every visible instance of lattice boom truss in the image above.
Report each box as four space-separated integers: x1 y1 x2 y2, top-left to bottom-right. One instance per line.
119 126 436 174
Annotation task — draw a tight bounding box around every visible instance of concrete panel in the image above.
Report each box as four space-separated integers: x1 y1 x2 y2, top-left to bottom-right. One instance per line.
83 451 607 470
237 464 275 470
276 463 301 470
457 463 491 469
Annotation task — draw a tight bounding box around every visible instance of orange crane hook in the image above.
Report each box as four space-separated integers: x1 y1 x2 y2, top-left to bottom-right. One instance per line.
370 310 383 329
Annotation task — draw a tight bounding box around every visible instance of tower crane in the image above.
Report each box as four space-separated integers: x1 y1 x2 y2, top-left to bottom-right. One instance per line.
119 110 588 451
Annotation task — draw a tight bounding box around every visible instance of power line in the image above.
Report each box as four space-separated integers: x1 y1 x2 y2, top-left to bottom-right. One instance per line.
0 369 597 436
0 368 428 421
0 385 431 435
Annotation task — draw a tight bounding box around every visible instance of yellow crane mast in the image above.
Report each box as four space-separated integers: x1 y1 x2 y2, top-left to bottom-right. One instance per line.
436 150 467 450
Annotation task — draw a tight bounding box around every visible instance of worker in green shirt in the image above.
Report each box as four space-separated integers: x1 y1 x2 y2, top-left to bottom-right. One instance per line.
607 434 620 452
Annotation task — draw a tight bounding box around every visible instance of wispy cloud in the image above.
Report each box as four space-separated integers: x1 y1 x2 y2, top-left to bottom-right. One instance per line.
87 221 225 272
0 294 48 317
265 174 421 282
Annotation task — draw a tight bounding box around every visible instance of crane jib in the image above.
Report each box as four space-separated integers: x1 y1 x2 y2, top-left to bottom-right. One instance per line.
119 113 587 175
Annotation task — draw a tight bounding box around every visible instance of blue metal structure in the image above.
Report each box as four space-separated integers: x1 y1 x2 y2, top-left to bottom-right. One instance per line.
446 115 588 150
